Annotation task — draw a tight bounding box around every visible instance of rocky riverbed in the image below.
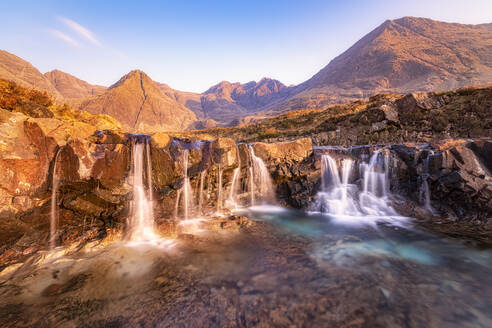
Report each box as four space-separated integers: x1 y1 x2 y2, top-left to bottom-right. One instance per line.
0 210 491 327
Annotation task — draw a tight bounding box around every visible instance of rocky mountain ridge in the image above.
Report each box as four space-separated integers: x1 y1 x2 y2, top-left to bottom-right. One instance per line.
0 17 491 127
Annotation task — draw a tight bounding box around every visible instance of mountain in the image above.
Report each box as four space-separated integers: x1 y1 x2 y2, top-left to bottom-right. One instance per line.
45 69 106 98
158 78 290 123
157 82 204 117
77 70 197 131
0 50 62 98
269 17 492 113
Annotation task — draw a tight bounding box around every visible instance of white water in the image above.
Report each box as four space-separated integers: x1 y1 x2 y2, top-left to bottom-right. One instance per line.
216 166 223 213
313 152 400 224
226 167 240 210
249 166 255 205
359 151 397 216
181 150 195 220
198 170 206 215
50 148 62 250
128 139 157 241
422 153 435 214
145 139 154 219
249 146 275 205
315 155 360 216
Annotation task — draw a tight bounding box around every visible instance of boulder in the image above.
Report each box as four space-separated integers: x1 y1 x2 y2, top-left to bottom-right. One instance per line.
91 144 130 189
150 132 171 149
252 138 312 165
210 137 238 167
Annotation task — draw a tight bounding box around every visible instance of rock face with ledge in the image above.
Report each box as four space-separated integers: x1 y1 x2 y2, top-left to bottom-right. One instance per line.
0 121 490 265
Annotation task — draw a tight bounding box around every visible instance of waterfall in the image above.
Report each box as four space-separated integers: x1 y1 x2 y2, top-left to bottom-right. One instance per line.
248 146 275 204
315 155 359 215
359 150 396 216
198 170 206 215
421 153 435 214
145 138 154 219
226 167 240 210
216 165 223 213
128 136 157 241
174 189 181 219
181 150 195 220
249 166 255 205
313 151 397 219
49 147 62 250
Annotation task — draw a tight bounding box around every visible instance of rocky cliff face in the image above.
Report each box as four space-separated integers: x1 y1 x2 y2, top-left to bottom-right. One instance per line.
1 123 490 267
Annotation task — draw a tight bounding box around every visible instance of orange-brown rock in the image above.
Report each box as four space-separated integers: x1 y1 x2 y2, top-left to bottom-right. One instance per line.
44 69 106 99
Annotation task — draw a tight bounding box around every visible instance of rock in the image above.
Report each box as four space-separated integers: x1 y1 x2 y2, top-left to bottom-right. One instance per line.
210 137 238 167
379 103 398 122
396 93 443 112
152 147 181 188
252 138 312 164
371 120 387 132
468 140 492 173
91 144 130 189
92 130 126 144
431 142 492 221
150 132 171 149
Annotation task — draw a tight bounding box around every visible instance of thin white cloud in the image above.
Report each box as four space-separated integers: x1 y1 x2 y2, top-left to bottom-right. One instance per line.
48 28 80 47
59 17 102 47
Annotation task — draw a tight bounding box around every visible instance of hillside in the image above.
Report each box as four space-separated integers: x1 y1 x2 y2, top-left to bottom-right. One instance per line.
0 50 62 98
78 70 197 131
200 86 492 145
268 17 492 113
0 78 121 130
45 69 107 98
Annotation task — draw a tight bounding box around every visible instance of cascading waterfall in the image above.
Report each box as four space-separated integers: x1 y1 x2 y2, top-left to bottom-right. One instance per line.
198 170 206 215
249 166 255 205
248 146 275 205
421 152 435 214
313 150 397 220
128 136 157 241
315 155 360 215
181 149 195 220
216 165 223 213
359 150 396 216
49 147 63 250
145 138 154 219
226 167 240 210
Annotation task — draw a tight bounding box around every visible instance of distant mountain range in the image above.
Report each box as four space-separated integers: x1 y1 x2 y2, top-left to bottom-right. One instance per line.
0 16 491 130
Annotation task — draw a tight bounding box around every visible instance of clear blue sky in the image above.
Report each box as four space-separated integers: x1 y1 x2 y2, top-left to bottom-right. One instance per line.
1 0 491 92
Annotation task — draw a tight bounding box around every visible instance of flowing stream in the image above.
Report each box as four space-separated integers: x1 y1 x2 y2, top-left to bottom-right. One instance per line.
127 136 157 241
1 143 491 328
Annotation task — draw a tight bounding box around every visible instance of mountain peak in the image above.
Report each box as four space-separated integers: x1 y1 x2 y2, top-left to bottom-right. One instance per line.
79 69 196 131
44 69 106 98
